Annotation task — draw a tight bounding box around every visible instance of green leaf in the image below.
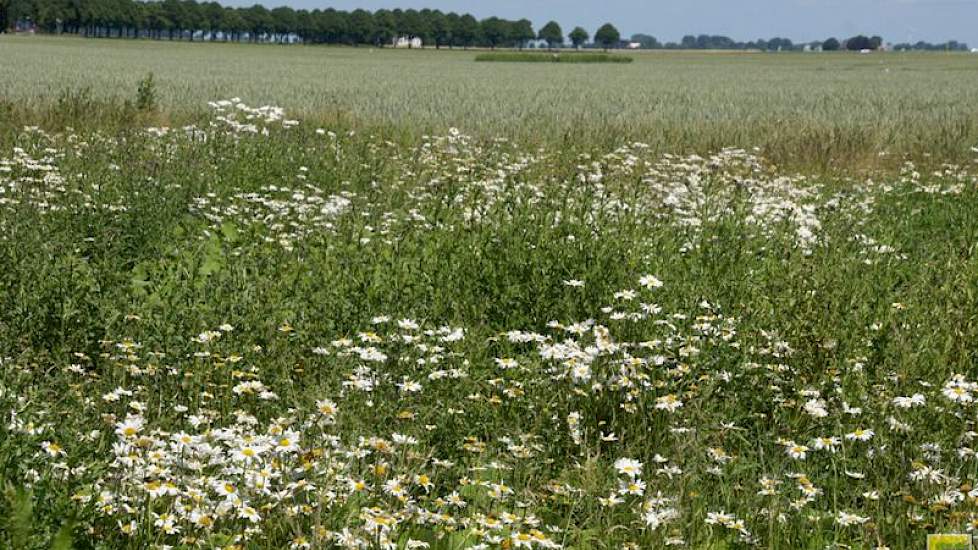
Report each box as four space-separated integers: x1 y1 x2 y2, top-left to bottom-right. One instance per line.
199 236 224 277
4 484 33 548
220 221 239 243
51 519 75 550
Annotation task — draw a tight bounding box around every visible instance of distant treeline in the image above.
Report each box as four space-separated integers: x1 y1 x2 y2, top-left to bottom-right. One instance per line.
630 33 971 52
0 0 594 48
0 0 970 52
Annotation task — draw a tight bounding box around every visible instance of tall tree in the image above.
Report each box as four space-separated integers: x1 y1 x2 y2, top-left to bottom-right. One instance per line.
222 6 243 41
202 2 224 39
35 0 72 33
428 9 450 48
414 8 436 44
537 20 562 49
510 18 534 49
400 8 428 44
845 35 873 51
372 8 395 46
270 6 296 41
244 4 272 42
439 11 459 48
294 8 313 41
594 23 620 50
454 13 478 49
822 37 840 51
316 8 345 43
346 8 372 45
767 37 793 51
160 0 184 39
178 0 200 40
480 16 506 49
0 0 8 32
569 26 588 48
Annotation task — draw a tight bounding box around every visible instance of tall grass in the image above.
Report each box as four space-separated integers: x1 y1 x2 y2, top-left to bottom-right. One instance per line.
475 51 633 63
2 35 978 549
0 100 977 548
1 35 978 169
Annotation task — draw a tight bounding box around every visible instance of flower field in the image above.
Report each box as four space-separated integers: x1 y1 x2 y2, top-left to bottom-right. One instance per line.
2 40 978 550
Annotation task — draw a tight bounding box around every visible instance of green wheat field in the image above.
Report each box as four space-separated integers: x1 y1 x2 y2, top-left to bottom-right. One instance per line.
2 35 978 549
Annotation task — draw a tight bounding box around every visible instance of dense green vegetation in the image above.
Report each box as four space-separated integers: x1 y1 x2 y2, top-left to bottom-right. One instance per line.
1 36 978 549
0 0 567 49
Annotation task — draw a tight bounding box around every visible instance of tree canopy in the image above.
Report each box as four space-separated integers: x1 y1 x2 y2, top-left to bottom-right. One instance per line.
845 35 876 51
594 23 620 49
0 0 9 32
569 26 589 48
537 20 562 48
0 0 568 48
822 37 840 51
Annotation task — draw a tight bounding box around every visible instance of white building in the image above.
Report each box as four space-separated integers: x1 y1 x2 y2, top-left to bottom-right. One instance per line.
393 36 423 48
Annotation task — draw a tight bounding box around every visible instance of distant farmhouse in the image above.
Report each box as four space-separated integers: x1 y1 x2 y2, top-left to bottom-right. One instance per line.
393 36 422 48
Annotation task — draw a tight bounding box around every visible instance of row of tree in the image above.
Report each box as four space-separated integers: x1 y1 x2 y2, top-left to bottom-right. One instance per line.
628 33 800 51
626 33 969 52
0 0 626 48
1 1 969 52
891 40 971 52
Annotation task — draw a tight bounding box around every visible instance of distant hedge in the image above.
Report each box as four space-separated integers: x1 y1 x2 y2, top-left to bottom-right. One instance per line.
475 52 633 63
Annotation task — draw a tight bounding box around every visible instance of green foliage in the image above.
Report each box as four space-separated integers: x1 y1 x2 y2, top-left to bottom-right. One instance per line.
0 0 635 51
50 520 75 550
0 482 76 549
53 86 98 123
594 23 621 49
3 483 34 548
537 20 563 48
135 72 157 112
569 26 589 47
844 34 884 51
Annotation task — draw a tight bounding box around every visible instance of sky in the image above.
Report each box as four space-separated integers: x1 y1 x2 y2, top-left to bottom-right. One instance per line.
219 0 978 46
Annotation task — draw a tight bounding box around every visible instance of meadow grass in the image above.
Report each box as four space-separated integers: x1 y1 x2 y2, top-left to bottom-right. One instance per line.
474 52 633 63
2 35 978 169
1 37 978 550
